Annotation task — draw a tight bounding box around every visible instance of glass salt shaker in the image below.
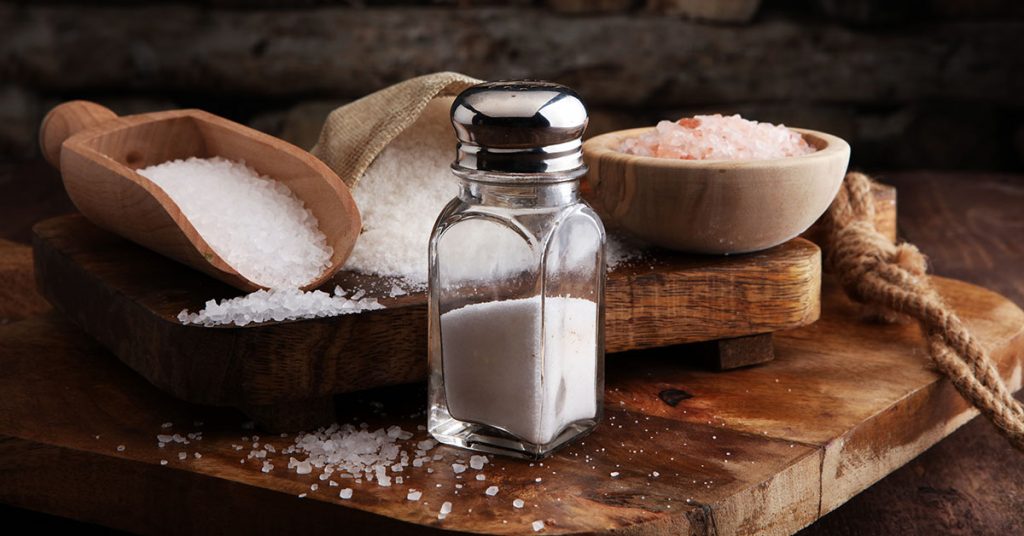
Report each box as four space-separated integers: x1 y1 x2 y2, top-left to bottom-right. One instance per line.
428 81 606 459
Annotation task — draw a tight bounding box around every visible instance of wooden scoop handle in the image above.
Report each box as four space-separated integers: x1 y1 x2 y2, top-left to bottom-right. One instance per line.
39 101 118 168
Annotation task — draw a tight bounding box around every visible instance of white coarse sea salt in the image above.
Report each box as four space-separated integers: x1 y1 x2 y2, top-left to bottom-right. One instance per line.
177 286 383 327
340 488 353 499
513 499 525 509
407 489 422 501
485 486 499 497
284 424 437 489
532 520 545 532
439 501 453 518
344 98 642 287
442 297 598 445
619 114 816 161
469 454 488 470
137 157 332 289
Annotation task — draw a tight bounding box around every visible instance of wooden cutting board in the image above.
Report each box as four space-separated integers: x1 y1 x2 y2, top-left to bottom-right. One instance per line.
1 275 1019 535
30 179 894 430
33 216 826 429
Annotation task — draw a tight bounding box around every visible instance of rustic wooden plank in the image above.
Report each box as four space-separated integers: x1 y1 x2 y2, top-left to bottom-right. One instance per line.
1 275 1020 534
0 239 49 323
32 214 821 427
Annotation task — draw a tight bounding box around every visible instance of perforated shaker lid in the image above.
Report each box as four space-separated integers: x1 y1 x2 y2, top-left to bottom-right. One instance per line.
450 80 588 175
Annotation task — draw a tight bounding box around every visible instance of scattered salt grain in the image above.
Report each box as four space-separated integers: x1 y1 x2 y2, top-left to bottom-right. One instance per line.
177 287 383 327
532 520 545 532
161 422 173 429
178 452 187 460
513 499 525 509
485 486 499 496
619 114 816 161
438 500 453 519
137 157 332 289
160 460 168 466
194 452 202 459
452 463 467 474
610 471 620 477
469 454 488 470
407 489 422 501
475 474 486 481
340 488 353 499
116 445 125 452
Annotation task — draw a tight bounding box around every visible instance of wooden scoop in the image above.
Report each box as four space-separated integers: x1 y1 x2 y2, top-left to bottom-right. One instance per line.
40 101 361 292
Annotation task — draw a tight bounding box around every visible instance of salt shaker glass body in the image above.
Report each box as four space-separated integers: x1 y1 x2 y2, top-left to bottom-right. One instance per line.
428 81 606 460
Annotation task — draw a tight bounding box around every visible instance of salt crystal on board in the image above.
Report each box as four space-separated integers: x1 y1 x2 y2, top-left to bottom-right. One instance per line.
177 288 383 327
407 489 422 501
340 488 353 499
485 486 499 496
532 520 545 532
513 499 525 508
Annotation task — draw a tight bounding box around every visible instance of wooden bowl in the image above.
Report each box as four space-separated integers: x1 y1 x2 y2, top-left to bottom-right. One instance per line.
583 127 850 254
39 101 361 292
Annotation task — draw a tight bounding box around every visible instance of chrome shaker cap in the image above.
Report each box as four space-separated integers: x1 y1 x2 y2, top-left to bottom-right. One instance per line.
451 80 588 175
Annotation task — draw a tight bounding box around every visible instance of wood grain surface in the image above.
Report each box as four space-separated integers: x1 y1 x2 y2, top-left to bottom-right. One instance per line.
32 215 822 428
796 172 1024 535
1 276 1020 535
0 239 49 323
41 101 361 292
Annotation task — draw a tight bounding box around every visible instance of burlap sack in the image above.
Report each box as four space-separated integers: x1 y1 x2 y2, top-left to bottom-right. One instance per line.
311 72 482 188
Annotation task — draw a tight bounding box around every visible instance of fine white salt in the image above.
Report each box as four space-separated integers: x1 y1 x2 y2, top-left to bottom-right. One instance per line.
620 114 816 161
177 286 383 327
442 296 598 445
137 157 332 289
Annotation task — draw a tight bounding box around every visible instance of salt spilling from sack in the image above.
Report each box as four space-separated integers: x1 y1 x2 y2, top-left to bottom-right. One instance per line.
620 114 816 161
345 98 641 288
441 296 598 445
178 286 382 327
137 157 332 289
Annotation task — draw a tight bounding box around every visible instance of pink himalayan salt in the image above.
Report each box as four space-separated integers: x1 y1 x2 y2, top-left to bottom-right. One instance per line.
620 114 816 161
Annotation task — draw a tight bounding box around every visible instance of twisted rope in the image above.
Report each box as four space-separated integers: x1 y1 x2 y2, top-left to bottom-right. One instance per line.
822 172 1024 451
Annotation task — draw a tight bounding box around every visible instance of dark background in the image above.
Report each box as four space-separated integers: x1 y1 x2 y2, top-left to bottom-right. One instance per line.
1 1 1023 535
1 0 1023 173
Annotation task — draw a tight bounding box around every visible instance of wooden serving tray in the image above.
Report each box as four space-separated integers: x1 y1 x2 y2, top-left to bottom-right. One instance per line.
1 276 1020 535
34 214 823 429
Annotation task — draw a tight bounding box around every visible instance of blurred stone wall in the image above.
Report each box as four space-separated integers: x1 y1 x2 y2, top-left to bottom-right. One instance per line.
2 0 1022 172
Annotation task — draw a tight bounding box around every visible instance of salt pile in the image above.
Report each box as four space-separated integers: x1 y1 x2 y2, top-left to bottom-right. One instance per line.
345 98 456 285
441 296 598 445
137 157 332 289
345 98 642 287
620 114 816 161
282 423 441 488
177 285 382 327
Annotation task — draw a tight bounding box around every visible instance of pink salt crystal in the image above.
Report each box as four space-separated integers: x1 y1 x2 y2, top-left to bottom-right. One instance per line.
620 114 816 161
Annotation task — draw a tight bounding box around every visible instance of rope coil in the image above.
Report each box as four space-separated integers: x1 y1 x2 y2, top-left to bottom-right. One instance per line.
823 172 1024 451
